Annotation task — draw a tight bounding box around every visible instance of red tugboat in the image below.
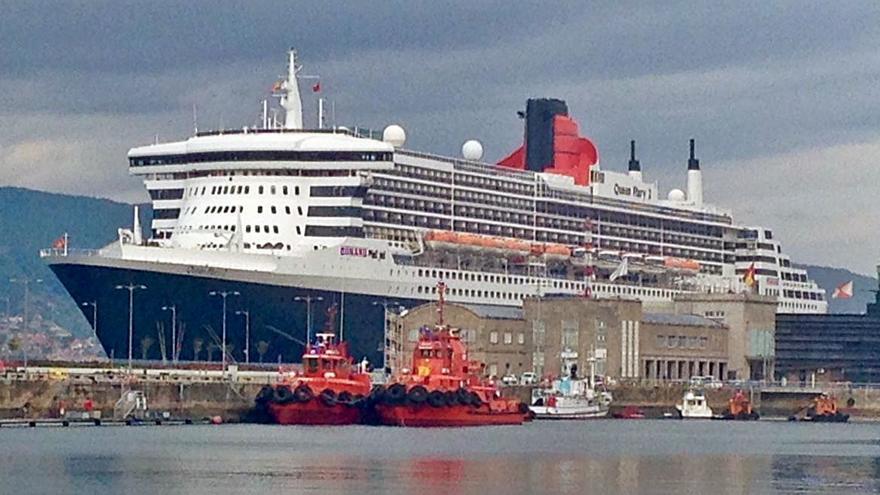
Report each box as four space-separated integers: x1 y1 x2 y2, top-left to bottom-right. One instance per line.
372 283 528 427
255 305 372 425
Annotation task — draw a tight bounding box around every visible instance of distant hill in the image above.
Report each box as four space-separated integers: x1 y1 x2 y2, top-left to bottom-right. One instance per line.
798 264 877 314
0 187 150 339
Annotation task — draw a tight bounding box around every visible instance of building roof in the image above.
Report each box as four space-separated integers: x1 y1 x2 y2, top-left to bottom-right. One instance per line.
459 303 524 321
642 312 726 328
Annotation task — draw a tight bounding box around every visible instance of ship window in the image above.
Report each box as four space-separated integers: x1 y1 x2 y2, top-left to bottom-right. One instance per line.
296 226 301 235
264 225 270 233
271 206 277 214
273 226 279 234
246 225 251 233
259 186 264 194
285 206 291 214
295 186 300 195
297 206 303 215
283 186 288 195
254 225 261 233
271 186 276 195
258 206 263 213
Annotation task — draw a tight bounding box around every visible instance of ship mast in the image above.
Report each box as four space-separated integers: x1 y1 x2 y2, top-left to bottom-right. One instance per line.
280 48 303 130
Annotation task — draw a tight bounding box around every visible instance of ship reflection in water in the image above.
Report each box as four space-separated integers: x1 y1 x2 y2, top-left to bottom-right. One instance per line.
1 422 879 494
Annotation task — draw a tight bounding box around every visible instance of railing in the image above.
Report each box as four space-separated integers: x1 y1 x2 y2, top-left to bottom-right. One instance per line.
39 248 105 258
114 390 147 420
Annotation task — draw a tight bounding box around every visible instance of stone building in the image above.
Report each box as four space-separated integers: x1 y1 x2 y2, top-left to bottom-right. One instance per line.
388 302 530 379
523 296 729 382
672 293 777 380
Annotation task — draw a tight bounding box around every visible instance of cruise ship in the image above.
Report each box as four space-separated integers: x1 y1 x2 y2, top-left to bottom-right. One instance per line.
41 50 826 365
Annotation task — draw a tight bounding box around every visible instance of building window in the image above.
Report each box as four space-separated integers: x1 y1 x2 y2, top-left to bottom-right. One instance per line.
490 331 498 344
504 333 512 345
488 364 498 378
517 333 525 345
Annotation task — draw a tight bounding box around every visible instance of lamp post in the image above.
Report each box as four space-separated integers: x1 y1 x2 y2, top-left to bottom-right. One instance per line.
161 304 177 364
115 283 146 371
372 299 405 374
235 309 250 364
10 277 42 333
293 295 323 345
81 301 97 334
209 290 239 372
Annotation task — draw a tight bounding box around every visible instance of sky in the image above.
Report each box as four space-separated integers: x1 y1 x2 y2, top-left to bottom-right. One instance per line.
1 1 879 274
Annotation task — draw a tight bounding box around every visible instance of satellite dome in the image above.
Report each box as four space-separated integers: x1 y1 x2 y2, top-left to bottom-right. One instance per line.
383 125 406 147
461 140 484 161
667 189 686 202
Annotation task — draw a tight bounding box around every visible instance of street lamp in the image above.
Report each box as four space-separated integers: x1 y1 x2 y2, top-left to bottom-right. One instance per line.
10 277 42 333
235 309 250 364
81 301 97 335
293 295 323 345
372 299 405 374
115 283 147 371
209 290 239 372
161 304 177 364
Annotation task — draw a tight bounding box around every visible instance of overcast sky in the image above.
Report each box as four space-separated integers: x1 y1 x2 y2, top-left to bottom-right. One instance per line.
1 1 879 274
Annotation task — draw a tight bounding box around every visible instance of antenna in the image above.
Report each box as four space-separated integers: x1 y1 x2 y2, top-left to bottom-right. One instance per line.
688 138 700 170
628 140 640 172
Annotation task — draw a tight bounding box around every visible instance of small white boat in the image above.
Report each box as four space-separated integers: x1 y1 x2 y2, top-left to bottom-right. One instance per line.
676 389 713 419
530 378 611 420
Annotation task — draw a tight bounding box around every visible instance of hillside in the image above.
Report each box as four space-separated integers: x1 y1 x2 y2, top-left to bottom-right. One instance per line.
0 187 150 343
797 264 877 314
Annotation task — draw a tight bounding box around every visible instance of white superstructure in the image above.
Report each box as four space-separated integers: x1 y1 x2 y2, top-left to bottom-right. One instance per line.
47 49 826 315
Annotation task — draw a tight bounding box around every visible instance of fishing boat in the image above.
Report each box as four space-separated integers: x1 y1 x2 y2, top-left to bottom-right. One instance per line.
676 389 713 419
255 306 372 425
371 284 528 427
529 377 612 419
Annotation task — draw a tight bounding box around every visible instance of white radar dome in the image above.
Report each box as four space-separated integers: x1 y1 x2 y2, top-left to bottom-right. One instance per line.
383 125 406 147
461 140 484 161
667 189 686 202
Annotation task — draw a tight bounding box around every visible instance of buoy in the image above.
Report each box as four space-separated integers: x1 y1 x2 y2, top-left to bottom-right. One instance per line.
210 416 223 425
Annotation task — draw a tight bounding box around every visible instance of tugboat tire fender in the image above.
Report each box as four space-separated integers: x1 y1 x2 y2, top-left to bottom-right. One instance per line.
256 385 275 404
294 385 314 403
427 390 446 408
385 383 407 404
337 391 354 406
320 389 337 407
469 391 483 407
455 388 471 406
274 385 294 404
407 385 428 404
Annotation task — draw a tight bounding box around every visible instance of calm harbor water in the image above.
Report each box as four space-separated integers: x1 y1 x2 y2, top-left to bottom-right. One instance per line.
0 420 878 494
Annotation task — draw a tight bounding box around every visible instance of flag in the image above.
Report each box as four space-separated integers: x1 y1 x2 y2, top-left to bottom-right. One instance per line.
743 263 756 287
312 81 321 93
832 280 853 299
271 80 284 92
609 257 629 282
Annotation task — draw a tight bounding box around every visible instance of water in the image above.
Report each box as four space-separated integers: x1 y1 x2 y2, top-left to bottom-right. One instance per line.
1 420 878 494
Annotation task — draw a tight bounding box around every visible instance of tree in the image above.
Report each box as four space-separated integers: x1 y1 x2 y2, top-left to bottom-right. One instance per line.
256 340 269 363
192 337 204 361
140 336 154 361
206 343 218 362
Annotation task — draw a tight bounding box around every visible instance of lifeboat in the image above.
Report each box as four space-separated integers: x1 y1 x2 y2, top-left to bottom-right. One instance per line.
255 306 371 425
719 389 759 420
423 230 570 259
371 324 528 427
663 257 701 272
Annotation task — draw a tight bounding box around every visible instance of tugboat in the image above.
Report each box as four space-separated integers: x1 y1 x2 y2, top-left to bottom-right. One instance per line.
790 394 850 423
255 305 372 425
371 283 528 427
719 389 759 420
529 376 612 420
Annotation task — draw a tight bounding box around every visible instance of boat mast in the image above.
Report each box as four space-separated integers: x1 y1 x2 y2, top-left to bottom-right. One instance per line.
281 48 303 130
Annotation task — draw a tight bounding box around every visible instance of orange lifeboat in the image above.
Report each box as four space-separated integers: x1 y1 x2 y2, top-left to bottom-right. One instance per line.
663 257 701 272
256 307 371 425
371 325 528 427
720 389 759 420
